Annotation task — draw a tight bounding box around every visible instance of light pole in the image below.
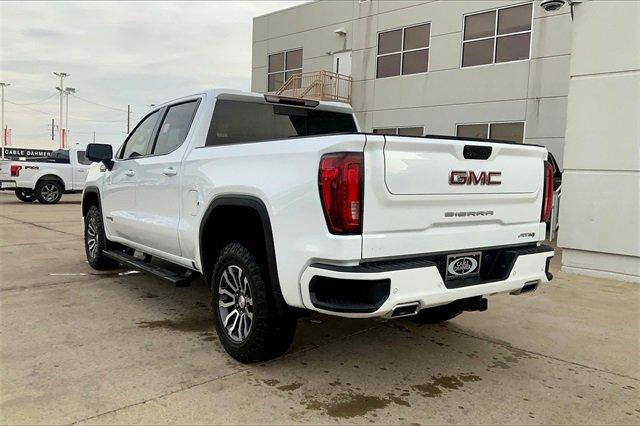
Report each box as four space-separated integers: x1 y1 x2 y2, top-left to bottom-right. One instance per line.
54 72 70 148
0 82 9 160
64 88 76 147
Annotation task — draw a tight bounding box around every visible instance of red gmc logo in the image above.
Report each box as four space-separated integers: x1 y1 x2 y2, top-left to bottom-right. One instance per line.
449 170 502 185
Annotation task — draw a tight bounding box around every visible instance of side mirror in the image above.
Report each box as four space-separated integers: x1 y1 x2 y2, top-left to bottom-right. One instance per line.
86 143 114 170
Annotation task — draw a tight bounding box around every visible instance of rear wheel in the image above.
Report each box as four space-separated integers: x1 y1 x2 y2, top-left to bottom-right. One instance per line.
36 180 63 204
211 242 297 363
15 189 36 202
411 302 464 324
84 205 119 270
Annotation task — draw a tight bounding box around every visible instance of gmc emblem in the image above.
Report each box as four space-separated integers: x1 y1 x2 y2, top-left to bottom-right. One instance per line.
449 170 501 185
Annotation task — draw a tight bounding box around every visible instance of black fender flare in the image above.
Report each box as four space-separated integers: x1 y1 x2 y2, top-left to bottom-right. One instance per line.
199 195 287 312
82 186 103 217
36 174 66 191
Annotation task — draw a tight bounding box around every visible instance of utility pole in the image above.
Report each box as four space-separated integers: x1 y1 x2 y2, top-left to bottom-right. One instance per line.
48 119 57 141
54 72 70 149
0 82 9 160
92 131 96 143
127 104 131 134
64 87 76 148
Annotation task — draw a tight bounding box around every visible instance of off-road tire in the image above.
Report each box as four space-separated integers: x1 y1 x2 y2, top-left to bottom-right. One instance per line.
15 189 36 202
211 242 297 363
84 205 119 270
35 180 63 204
411 301 464 324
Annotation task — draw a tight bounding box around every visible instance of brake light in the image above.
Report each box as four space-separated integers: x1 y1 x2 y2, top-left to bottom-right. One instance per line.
319 153 363 234
10 165 22 177
541 161 553 222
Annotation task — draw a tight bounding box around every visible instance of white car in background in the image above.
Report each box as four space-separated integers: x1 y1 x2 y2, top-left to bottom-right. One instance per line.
0 147 92 204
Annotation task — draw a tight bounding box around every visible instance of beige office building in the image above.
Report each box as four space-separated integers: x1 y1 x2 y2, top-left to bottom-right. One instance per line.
252 0 571 164
251 0 640 282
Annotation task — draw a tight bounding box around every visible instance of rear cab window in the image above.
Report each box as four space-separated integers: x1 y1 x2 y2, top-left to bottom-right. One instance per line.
205 99 357 146
38 149 70 164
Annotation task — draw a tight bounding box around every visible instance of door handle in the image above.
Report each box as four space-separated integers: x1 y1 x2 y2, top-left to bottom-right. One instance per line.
163 167 177 177
125 169 135 177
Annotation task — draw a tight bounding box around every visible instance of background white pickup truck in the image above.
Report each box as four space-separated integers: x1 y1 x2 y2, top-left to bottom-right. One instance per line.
0 147 91 204
81 89 554 363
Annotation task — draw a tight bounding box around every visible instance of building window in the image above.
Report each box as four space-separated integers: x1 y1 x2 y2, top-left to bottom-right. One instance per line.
373 126 425 136
456 122 525 143
462 3 532 68
267 49 303 92
377 23 431 78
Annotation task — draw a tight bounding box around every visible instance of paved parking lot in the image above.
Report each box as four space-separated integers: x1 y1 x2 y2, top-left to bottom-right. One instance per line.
0 192 638 425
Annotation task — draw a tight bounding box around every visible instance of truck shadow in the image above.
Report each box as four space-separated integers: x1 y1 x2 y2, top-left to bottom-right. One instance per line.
117 267 501 370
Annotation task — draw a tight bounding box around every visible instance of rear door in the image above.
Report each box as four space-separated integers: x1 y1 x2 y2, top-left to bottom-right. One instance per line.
102 110 161 241
362 135 548 259
134 99 200 256
73 150 92 190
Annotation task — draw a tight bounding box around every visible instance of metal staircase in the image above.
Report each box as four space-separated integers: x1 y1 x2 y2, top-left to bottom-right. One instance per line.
274 70 352 104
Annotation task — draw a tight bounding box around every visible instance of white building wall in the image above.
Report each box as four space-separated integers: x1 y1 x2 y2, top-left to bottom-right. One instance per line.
252 0 573 166
557 0 640 282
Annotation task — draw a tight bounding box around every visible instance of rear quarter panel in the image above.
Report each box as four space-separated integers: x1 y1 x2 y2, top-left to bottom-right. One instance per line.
15 162 72 190
180 134 367 308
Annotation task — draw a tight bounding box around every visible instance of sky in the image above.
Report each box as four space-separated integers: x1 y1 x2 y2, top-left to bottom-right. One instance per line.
0 1 303 149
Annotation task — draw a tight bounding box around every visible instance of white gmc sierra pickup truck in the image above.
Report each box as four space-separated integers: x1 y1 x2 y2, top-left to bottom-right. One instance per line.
0 147 92 203
82 89 554 363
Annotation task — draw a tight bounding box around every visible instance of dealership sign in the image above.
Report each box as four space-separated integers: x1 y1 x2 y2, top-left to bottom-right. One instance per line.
2 148 53 159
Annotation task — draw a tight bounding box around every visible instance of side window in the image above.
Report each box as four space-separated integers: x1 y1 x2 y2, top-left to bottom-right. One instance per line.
152 101 199 156
119 110 160 159
76 150 92 165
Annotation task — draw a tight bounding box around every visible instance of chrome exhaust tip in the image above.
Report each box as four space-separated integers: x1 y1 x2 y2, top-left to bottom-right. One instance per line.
391 302 420 318
510 280 539 295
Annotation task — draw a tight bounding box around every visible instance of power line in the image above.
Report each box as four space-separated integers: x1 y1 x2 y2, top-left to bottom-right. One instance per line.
7 101 128 123
6 101 53 116
7 93 58 105
69 115 126 123
72 94 128 112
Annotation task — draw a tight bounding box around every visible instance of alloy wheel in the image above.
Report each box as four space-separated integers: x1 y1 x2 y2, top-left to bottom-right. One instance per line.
86 217 99 259
41 183 60 202
218 264 254 342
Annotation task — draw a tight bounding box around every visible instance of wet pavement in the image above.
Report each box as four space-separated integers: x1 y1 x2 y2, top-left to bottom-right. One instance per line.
0 192 638 424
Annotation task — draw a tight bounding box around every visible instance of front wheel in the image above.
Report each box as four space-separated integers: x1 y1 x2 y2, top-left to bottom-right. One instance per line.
84 205 119 270
15 189 36 202
36 180 63 204
211 242 297 363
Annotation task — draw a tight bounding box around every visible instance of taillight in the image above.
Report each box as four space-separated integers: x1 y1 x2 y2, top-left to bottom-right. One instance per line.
541 161 553 222
319 152 363 234
10 165 22 177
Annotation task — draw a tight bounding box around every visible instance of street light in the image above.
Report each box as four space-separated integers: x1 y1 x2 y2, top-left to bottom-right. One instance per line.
64 87 76 147
0 82 10 160
53 72 70 148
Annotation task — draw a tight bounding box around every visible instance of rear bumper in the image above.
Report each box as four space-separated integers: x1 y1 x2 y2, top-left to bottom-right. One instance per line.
0 180 17 190
300 244 554 318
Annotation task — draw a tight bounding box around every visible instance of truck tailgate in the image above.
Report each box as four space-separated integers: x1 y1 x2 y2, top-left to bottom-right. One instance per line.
362 135 548 260
0 161 11 181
